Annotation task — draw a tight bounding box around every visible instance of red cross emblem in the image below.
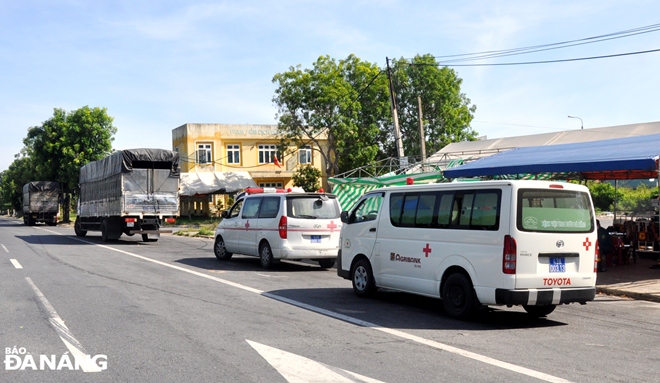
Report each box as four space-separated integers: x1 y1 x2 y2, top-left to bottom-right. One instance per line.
422 243 432 257
245 220 250 231
583 237 591 251
327 221 338 232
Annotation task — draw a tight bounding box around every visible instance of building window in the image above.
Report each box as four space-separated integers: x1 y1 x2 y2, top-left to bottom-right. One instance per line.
258 144 278 164
197 143 212 164
260 182 283 188
227 144 240 164
299 145 312 164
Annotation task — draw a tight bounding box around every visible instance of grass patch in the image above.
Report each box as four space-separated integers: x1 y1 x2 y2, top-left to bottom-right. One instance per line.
173 223 217 237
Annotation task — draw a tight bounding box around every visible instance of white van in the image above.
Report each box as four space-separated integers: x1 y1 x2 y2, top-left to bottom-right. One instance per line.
215 188 342 269
337 180 597 319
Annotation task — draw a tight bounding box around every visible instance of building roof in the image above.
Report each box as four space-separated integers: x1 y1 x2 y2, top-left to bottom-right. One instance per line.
429 121 660 166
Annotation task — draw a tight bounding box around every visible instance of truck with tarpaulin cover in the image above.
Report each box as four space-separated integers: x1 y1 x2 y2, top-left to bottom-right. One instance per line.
23 181 60 226
74 148 180 242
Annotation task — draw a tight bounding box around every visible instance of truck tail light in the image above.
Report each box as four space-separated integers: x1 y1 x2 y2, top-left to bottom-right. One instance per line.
125 218 137 223
503 235 517 274
278 216 287 239
165 218 176 223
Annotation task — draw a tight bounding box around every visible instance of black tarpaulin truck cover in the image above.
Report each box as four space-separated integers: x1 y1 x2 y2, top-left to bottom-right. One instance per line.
23 181 60 193
79 148 180 184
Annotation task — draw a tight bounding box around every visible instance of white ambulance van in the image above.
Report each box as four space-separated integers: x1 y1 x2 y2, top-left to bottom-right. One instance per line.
337 180 597 319
215 187 342 269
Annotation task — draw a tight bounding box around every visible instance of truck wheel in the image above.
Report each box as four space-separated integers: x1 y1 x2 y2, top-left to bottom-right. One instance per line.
101 220 111 242
259 242 276 269
214 236 233 260
442 273 477 320
523 304 556 317
142 234 158 242
74 218 87 237
352 258 376 297
318 259 335 269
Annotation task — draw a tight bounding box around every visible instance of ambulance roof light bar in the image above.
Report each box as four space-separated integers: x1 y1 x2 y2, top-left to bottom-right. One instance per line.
245 187 288 194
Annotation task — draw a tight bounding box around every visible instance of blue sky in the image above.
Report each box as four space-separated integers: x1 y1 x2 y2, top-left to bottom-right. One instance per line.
1 0 659 171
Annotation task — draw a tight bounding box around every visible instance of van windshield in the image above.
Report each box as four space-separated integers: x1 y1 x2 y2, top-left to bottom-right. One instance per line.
287 196 340 219
517 188 594 233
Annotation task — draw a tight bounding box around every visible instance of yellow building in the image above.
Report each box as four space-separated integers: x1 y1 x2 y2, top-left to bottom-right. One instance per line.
172 123 329 215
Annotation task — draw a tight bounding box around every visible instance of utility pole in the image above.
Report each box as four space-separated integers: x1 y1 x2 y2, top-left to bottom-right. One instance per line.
417 96 426 170
386 57 406 168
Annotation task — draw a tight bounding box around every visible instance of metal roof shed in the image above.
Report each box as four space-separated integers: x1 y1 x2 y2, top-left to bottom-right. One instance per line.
443 133 660 180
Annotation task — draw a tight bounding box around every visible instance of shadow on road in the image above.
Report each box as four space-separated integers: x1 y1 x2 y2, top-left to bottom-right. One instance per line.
175 256 331 273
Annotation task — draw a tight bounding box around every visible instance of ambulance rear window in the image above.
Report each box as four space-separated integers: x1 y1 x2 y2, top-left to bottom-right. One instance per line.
287 195 340 219
517 189 594 233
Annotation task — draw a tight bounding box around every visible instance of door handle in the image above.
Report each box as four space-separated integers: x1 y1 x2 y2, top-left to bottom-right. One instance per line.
369 228 376 232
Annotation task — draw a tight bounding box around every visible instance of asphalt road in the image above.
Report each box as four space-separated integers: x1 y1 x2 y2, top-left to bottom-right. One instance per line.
1 216 659 383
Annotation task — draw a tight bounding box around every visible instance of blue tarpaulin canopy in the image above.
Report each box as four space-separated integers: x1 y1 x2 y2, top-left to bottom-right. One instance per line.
443 133 660 180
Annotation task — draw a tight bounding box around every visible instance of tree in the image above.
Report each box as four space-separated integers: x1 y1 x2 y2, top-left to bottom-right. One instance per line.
0 156 34 213
587 181 618 212
22 106 116 221
382 54 478 158
272 55 390 176
292 166 321 192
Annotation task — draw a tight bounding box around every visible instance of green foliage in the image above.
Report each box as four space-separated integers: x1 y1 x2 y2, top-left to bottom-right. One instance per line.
384 55 478 158
587 181 656 214
0 157 34 212
587 182 619 211
22 106 116 194
617 184 655 213
272 54 477 175
292 166 321 192
273 54 390 176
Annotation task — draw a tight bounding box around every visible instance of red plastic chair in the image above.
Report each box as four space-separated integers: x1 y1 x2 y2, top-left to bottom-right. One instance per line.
611 236 625 266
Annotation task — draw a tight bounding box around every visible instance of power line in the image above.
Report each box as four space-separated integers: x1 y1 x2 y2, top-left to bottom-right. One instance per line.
433 22 660 63
440 48 660 67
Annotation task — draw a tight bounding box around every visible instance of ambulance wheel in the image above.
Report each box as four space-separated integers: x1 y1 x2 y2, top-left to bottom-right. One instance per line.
442 272 477 320
259 242 276 269
318 259 335 269
352 258 376 297
523 304 556 317
214 236 233 260
74 218 87 237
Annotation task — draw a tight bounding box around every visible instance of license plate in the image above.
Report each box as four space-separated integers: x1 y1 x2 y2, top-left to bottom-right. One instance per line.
549 257 566 273
127 222 134 227
311 235 321 243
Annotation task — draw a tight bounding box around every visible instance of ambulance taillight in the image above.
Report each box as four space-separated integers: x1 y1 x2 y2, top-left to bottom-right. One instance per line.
279 216 287 239
503 235 517 274
594 239 600 273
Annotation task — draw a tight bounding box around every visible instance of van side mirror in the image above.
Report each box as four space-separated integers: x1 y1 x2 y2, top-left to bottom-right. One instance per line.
340 210 349 223
221 210 229 218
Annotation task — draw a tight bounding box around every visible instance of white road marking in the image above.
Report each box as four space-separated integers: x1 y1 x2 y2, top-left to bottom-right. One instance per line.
25 277 103 372
248 340 386 383
10 259 23 269
2 244 8 252
61 234 572 382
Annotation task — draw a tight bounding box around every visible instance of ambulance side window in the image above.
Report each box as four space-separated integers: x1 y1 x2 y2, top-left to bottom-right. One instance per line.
228 200 244 219
258 197 280 218
350 193 384 223
437 193 454 227
242 198 262 219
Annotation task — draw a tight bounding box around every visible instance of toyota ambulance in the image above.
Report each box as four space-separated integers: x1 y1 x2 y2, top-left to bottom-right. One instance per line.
214 187 342 269
337 180 597 319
